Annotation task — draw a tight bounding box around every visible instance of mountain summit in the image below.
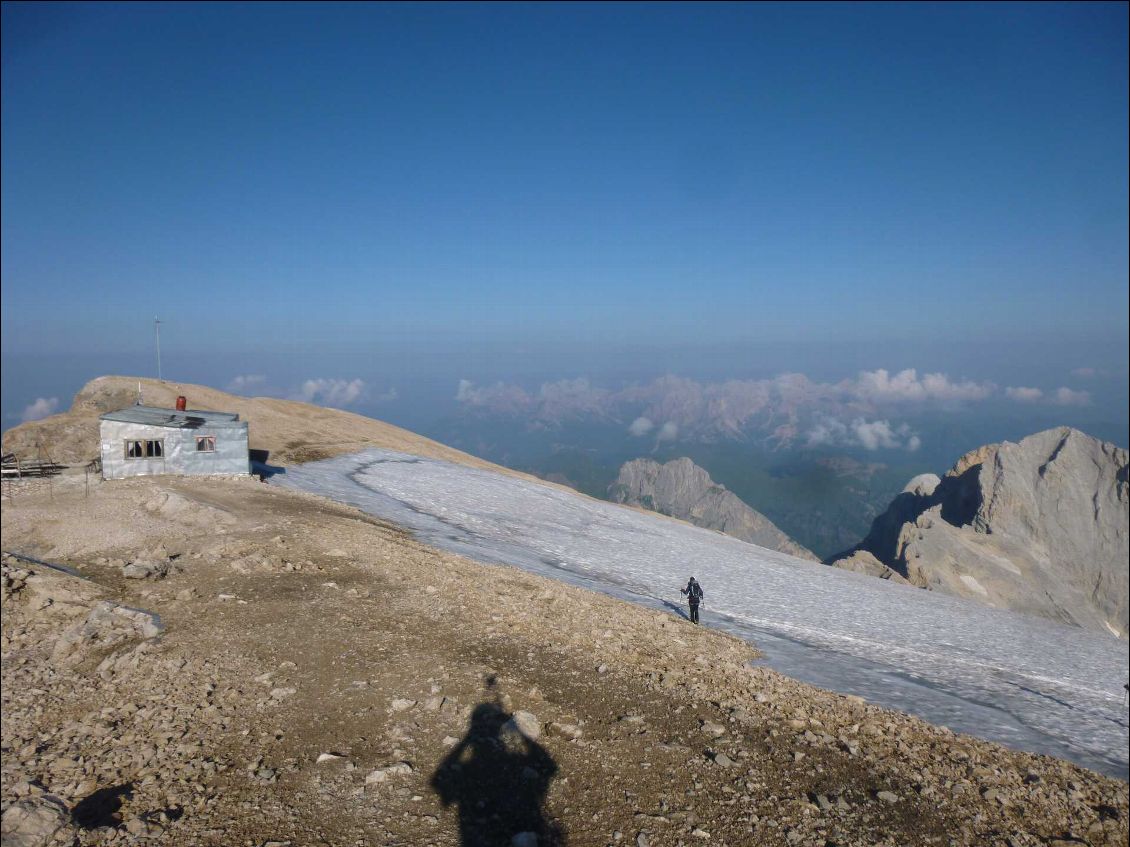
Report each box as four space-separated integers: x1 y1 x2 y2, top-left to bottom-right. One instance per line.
830 427 1128 636
1 375 514 473
609 457 818 560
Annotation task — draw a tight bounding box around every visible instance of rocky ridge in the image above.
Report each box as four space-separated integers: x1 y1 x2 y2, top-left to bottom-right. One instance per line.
610 458 818 561
829 427 1129 636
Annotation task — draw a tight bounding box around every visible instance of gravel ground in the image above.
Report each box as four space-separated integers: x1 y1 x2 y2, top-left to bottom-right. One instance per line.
2 472 1127 847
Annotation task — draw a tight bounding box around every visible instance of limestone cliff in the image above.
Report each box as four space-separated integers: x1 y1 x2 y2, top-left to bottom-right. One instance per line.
610 457 818 561
830 428 1129 636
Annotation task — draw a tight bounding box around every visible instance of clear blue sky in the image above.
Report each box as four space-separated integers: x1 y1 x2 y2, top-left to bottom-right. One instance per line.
2 2 1127 436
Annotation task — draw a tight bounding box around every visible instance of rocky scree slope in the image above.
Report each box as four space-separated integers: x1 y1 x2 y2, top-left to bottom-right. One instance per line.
829 427 1128 636
2 472 1127 847
610 457 818 560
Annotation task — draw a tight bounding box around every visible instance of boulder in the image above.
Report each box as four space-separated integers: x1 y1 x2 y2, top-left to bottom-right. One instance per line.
0 795 73 847
122 559 169 580
829 550 909 585
52 600 162 663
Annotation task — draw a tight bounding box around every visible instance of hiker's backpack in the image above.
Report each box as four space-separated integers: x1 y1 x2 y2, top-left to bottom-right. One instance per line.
689 581 703 601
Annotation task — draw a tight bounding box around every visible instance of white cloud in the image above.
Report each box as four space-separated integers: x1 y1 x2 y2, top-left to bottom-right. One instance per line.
1071 367 1096 378
628 416 654 437
536 378 610 419
374 387 399 403
805 418 847 448
227 374 266 394
294 378 366 408
1005 385 1092 406
455 379 476 403
538 377 596 402
849 369 994 403
455 379 531 413
852 369 931 401
851 419 902 451
806 416 919 451
453 368 996 447
656 421 679 443
21 397 59 422
1005 386 1044 402
1051 387 1091 406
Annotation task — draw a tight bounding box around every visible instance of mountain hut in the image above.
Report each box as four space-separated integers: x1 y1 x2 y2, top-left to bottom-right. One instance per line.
99 401 250 480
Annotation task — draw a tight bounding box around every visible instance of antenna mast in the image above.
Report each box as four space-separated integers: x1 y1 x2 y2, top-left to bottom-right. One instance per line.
154 315 163 381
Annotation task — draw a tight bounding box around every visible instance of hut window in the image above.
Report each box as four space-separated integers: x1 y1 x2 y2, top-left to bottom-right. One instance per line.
125 439 164 459
196 436 216 453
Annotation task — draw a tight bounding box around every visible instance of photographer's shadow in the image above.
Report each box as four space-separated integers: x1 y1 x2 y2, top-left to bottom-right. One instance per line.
431 699 565 846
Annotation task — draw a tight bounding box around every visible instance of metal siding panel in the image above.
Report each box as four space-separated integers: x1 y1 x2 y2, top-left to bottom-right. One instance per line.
99 420 249 479
100 420 168 479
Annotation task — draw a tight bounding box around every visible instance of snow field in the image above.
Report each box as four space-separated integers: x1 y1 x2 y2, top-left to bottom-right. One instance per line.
274 449 1130 779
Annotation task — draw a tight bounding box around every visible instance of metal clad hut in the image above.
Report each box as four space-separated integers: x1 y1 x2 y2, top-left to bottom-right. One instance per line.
99 405 250 480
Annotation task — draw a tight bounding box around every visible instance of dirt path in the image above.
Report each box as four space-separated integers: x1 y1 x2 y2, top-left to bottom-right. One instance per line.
2 473 1126 847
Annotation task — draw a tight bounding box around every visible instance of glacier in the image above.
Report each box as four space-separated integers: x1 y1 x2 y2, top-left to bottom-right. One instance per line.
272 449 1130 779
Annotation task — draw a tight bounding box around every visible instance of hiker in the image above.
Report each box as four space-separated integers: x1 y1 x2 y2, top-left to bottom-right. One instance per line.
681 576 704 624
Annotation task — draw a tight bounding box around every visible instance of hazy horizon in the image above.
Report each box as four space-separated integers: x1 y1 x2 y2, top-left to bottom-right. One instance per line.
4 342 1127 457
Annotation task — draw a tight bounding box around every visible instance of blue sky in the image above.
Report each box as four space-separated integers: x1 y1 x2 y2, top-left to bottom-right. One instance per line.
2 2 1127 446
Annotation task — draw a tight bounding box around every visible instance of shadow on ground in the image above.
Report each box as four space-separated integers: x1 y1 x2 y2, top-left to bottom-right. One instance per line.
662 599 691 621
250 448 286 480
72 783 133 830
431 686 565 847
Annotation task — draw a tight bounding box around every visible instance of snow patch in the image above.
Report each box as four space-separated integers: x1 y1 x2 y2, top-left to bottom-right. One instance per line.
959 574 989 596
984 553 1023 576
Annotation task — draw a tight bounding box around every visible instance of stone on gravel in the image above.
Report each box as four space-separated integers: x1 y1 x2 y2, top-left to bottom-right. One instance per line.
122 559 169 580
502 710 541 742
0 795 72 847
366 761 413 784
51 600 160 662
548 722 582 740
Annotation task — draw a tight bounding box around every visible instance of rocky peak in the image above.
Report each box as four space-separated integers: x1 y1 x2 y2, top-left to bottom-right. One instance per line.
830 428 1129 636
610 457 818 561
